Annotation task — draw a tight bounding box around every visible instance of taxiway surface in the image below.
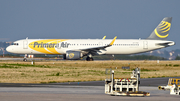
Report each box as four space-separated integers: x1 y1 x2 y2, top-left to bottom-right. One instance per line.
0 77 180 101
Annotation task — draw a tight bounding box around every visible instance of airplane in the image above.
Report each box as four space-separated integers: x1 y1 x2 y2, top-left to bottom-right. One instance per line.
6 17 175 61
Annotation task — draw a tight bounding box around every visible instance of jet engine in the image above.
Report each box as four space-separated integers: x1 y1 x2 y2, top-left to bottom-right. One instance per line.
66 51 83 60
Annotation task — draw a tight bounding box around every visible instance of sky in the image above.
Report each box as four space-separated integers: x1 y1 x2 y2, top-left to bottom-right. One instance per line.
0 0 180 50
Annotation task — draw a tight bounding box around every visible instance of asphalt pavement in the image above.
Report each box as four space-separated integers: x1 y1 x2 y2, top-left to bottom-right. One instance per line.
0 77 180 101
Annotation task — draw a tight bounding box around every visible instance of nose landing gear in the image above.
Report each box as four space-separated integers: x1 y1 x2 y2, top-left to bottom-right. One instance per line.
23 54 27 62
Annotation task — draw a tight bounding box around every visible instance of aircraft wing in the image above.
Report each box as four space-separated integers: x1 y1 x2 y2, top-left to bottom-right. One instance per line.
72 36 117 55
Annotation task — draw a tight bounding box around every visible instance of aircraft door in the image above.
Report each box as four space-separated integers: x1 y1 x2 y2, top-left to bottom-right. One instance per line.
143 41 148 49
23 41 28 49
99 42 103 46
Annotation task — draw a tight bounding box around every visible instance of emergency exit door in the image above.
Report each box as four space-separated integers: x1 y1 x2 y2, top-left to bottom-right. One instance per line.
99 42 103 46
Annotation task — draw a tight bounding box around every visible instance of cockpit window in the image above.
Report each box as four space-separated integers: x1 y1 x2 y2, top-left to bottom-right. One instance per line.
13 43 19 45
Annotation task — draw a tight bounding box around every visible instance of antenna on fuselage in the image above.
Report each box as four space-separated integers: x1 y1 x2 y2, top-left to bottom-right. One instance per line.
26 37 28 40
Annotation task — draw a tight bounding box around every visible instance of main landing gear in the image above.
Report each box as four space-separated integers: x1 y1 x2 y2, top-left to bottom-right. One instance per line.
86 56 94 61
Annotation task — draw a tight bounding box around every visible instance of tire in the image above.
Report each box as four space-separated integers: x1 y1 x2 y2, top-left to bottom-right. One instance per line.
86 57 94 61
23 58 27 62
86 57 90 61
89 58 94 61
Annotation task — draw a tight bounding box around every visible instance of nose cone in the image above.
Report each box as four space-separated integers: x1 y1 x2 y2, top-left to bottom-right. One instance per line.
6 46 13 53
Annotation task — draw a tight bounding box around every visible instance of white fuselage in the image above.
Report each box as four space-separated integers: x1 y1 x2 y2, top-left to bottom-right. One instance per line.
6 39 175 55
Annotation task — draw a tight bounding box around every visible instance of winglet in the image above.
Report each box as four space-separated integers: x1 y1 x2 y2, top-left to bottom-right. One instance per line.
109 36 117 46
102 36 106 39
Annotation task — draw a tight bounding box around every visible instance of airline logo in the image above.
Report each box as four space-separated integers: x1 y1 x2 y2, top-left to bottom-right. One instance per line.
155 21 171 38
29 39 69 54
68 53 74 58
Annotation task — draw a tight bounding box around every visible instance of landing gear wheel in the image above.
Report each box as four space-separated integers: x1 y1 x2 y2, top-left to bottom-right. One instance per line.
23 58 27 62
89 57 94 61
86 57 94 61
86 57 89 61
